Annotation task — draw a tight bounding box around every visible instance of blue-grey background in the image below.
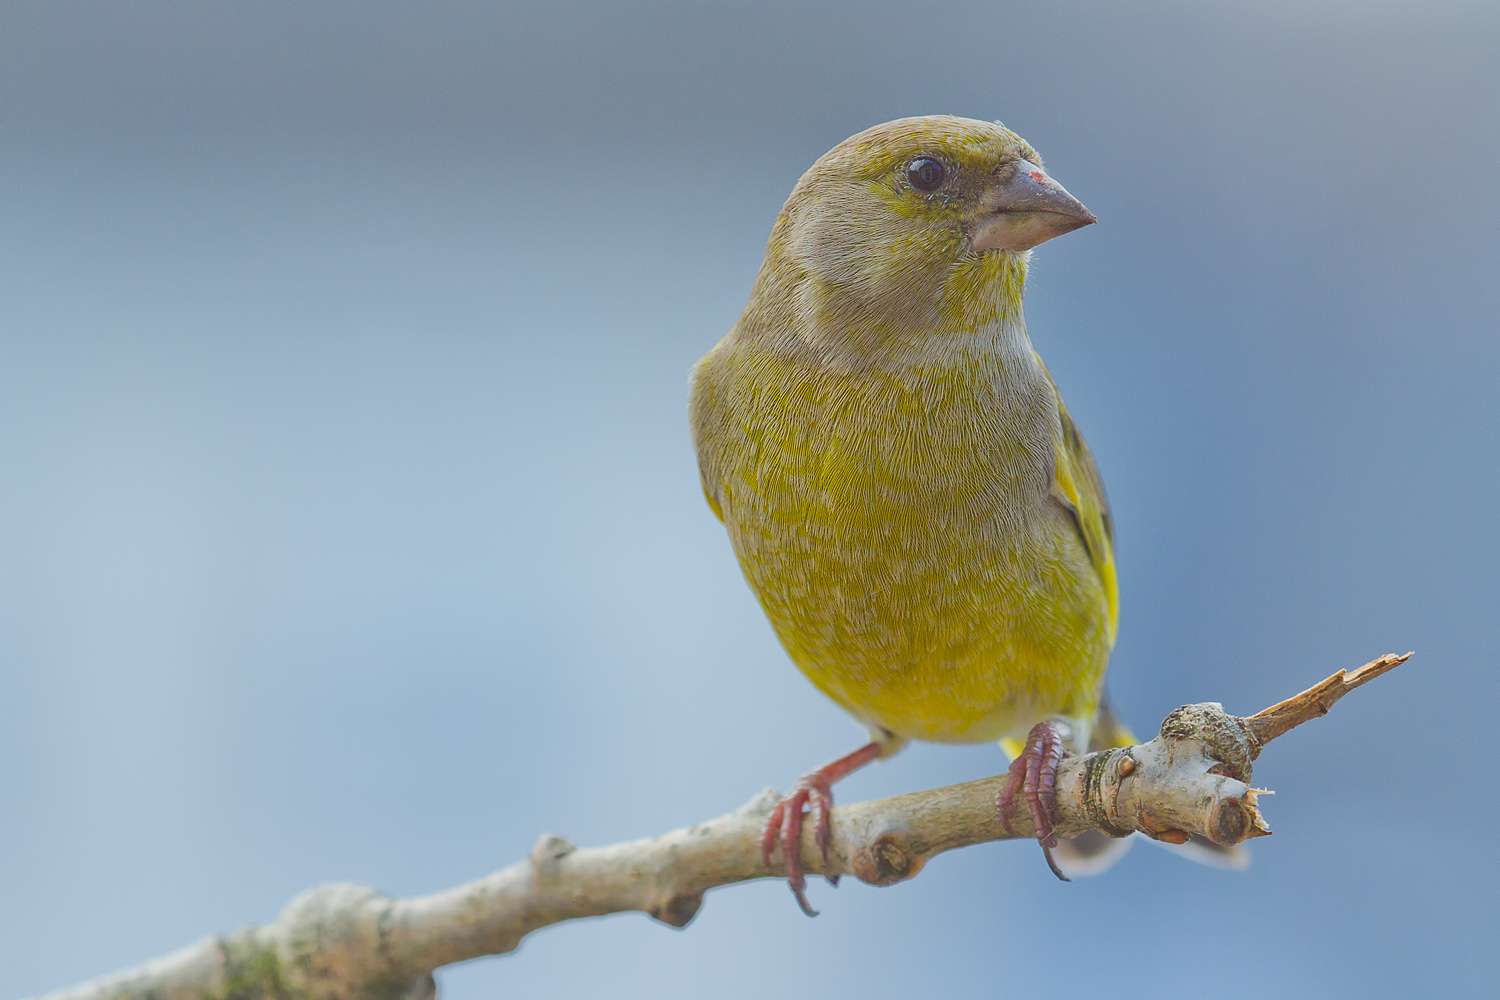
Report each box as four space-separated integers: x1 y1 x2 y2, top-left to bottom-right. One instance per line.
3 2 1496 997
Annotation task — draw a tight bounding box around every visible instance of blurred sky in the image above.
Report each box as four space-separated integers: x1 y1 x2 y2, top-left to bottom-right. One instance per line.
3 1 1498 997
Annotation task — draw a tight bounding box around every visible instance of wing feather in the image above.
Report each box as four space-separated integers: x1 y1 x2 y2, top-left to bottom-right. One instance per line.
1041 361 1119 646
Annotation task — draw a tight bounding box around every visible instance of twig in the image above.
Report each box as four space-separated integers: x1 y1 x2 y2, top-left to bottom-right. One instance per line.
1244 652 1412 744
33 654 1409 1000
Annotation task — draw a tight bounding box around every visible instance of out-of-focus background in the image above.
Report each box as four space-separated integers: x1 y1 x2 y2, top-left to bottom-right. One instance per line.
3 1 1496 996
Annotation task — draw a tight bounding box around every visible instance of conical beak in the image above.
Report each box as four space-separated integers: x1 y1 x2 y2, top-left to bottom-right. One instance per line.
968 160 1096 253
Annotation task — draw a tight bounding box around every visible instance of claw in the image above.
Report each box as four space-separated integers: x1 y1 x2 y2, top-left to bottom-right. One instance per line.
1041 841 1069 881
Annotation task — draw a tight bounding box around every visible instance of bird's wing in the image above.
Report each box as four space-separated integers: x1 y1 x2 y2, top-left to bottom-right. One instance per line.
1041 361 1119 647
687 349 729 524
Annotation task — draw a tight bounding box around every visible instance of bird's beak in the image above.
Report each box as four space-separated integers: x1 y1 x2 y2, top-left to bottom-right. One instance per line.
968 161 1096 253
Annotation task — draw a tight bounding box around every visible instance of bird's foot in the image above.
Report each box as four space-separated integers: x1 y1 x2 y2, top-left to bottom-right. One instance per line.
760 776 833 917
760 741 883 916
998 719 1073 882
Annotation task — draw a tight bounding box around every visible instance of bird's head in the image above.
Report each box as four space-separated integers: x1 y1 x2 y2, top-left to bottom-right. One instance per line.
750 116 1095 353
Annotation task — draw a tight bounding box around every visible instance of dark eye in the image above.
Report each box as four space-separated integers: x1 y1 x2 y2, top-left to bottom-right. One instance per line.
906 157 946 191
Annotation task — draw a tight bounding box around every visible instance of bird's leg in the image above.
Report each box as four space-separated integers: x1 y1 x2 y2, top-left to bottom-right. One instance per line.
760 740 885 916
998 719 1073 882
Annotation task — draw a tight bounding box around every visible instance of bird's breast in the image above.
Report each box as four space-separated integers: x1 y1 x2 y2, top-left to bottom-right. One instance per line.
702 333 1108 743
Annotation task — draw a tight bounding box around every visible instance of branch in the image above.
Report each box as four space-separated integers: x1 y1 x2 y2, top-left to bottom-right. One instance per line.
1243 651 1409 744
34 654 1410 1000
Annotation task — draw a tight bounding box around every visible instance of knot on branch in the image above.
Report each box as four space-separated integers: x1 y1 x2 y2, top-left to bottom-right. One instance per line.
530 834 577 871
740 787 785 820
1158 702 1262 782
849 827 924 886
646 892 704 928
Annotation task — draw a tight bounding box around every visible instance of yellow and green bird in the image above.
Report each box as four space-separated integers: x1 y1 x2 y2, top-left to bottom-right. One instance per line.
690 115 1134 913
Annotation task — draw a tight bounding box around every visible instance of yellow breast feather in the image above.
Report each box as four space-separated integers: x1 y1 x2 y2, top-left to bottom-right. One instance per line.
693 331 1113 746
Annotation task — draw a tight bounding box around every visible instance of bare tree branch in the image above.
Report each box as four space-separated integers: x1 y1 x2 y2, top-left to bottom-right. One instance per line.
33 654 1411 1000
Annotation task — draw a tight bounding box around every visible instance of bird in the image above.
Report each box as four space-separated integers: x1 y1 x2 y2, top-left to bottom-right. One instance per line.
689 115 1132 914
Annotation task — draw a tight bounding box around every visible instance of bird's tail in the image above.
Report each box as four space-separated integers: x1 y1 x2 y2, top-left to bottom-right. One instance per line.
1050 691 1249 877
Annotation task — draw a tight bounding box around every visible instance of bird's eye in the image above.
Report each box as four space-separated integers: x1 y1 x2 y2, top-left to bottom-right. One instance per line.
906 157 946 191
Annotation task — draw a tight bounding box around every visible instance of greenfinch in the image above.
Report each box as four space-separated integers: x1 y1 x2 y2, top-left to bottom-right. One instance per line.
690 115 1131 912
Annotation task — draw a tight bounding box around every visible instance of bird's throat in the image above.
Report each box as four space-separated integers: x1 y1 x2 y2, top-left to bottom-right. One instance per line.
938 251 1029 333
779 251 1032 371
